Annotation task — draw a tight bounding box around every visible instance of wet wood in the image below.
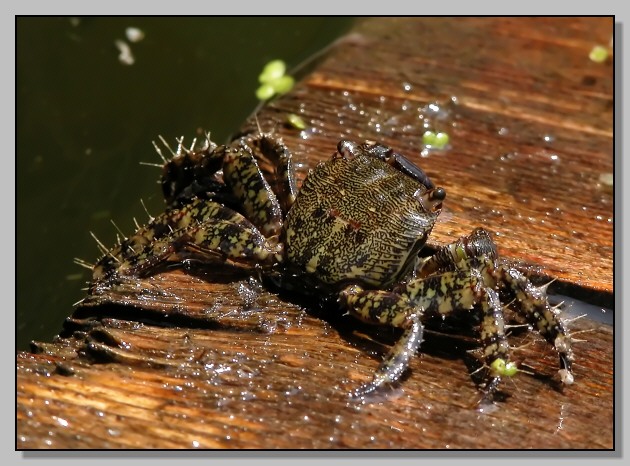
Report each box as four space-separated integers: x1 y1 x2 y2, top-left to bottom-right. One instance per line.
18 17 613 449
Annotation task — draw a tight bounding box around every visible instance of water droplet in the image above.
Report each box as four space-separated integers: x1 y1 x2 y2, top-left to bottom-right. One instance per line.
125 27 145 43
54 417 69 427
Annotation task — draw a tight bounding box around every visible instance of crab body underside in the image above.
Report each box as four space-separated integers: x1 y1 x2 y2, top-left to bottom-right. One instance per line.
89 133 574 402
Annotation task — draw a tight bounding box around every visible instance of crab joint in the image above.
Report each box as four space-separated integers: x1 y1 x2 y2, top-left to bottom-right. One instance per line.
415 187 446 212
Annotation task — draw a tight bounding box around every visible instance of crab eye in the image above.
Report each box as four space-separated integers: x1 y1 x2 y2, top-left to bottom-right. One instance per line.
414 187 445 213
431 187 446 202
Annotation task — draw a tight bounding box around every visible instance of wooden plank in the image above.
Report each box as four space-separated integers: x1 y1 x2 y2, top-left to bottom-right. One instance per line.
17 17 613 450
275 16 613 298
18 270 613 449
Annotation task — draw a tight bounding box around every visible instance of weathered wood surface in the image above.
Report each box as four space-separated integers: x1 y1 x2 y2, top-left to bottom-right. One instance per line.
17 17 613 450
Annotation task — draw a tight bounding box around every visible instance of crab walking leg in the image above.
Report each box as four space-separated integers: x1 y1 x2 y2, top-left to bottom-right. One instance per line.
168 218 282 267
475 287 511 396
160 141 223 206
415 227 498 278
249 134 298 214
493 265 575 384
218 144 283 239
403 271 513 395
338 285 424 397
92 199 280 284
415 227 574 386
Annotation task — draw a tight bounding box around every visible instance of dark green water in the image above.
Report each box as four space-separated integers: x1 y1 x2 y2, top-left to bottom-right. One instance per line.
16 17 354 350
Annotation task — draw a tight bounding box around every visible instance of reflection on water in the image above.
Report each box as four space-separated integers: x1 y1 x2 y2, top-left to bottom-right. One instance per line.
550 294 613 326
16 17 354 349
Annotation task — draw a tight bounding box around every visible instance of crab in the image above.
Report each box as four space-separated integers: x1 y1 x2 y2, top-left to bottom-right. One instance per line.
89 132 575 401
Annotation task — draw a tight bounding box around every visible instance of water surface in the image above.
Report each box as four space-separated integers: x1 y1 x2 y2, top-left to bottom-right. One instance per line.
16 17 354 349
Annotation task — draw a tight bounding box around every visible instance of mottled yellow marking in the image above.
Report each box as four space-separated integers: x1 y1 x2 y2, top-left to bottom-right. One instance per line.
480 315 497 340
438 298 453 314
348 265 366 278
141 230 156 242
208 236 221 250
440 276 449 295
194 230 206 244
390 311 406 326
306 255 320 273
177 215 192 229
484 344 498 357
330 219 346 236
458 287 475 308
256 189 269 205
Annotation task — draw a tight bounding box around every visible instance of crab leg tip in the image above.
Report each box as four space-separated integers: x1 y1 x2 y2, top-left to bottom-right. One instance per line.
558 369 574 385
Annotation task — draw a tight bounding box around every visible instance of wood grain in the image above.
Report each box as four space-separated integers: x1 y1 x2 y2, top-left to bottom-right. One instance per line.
17 17 613 450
